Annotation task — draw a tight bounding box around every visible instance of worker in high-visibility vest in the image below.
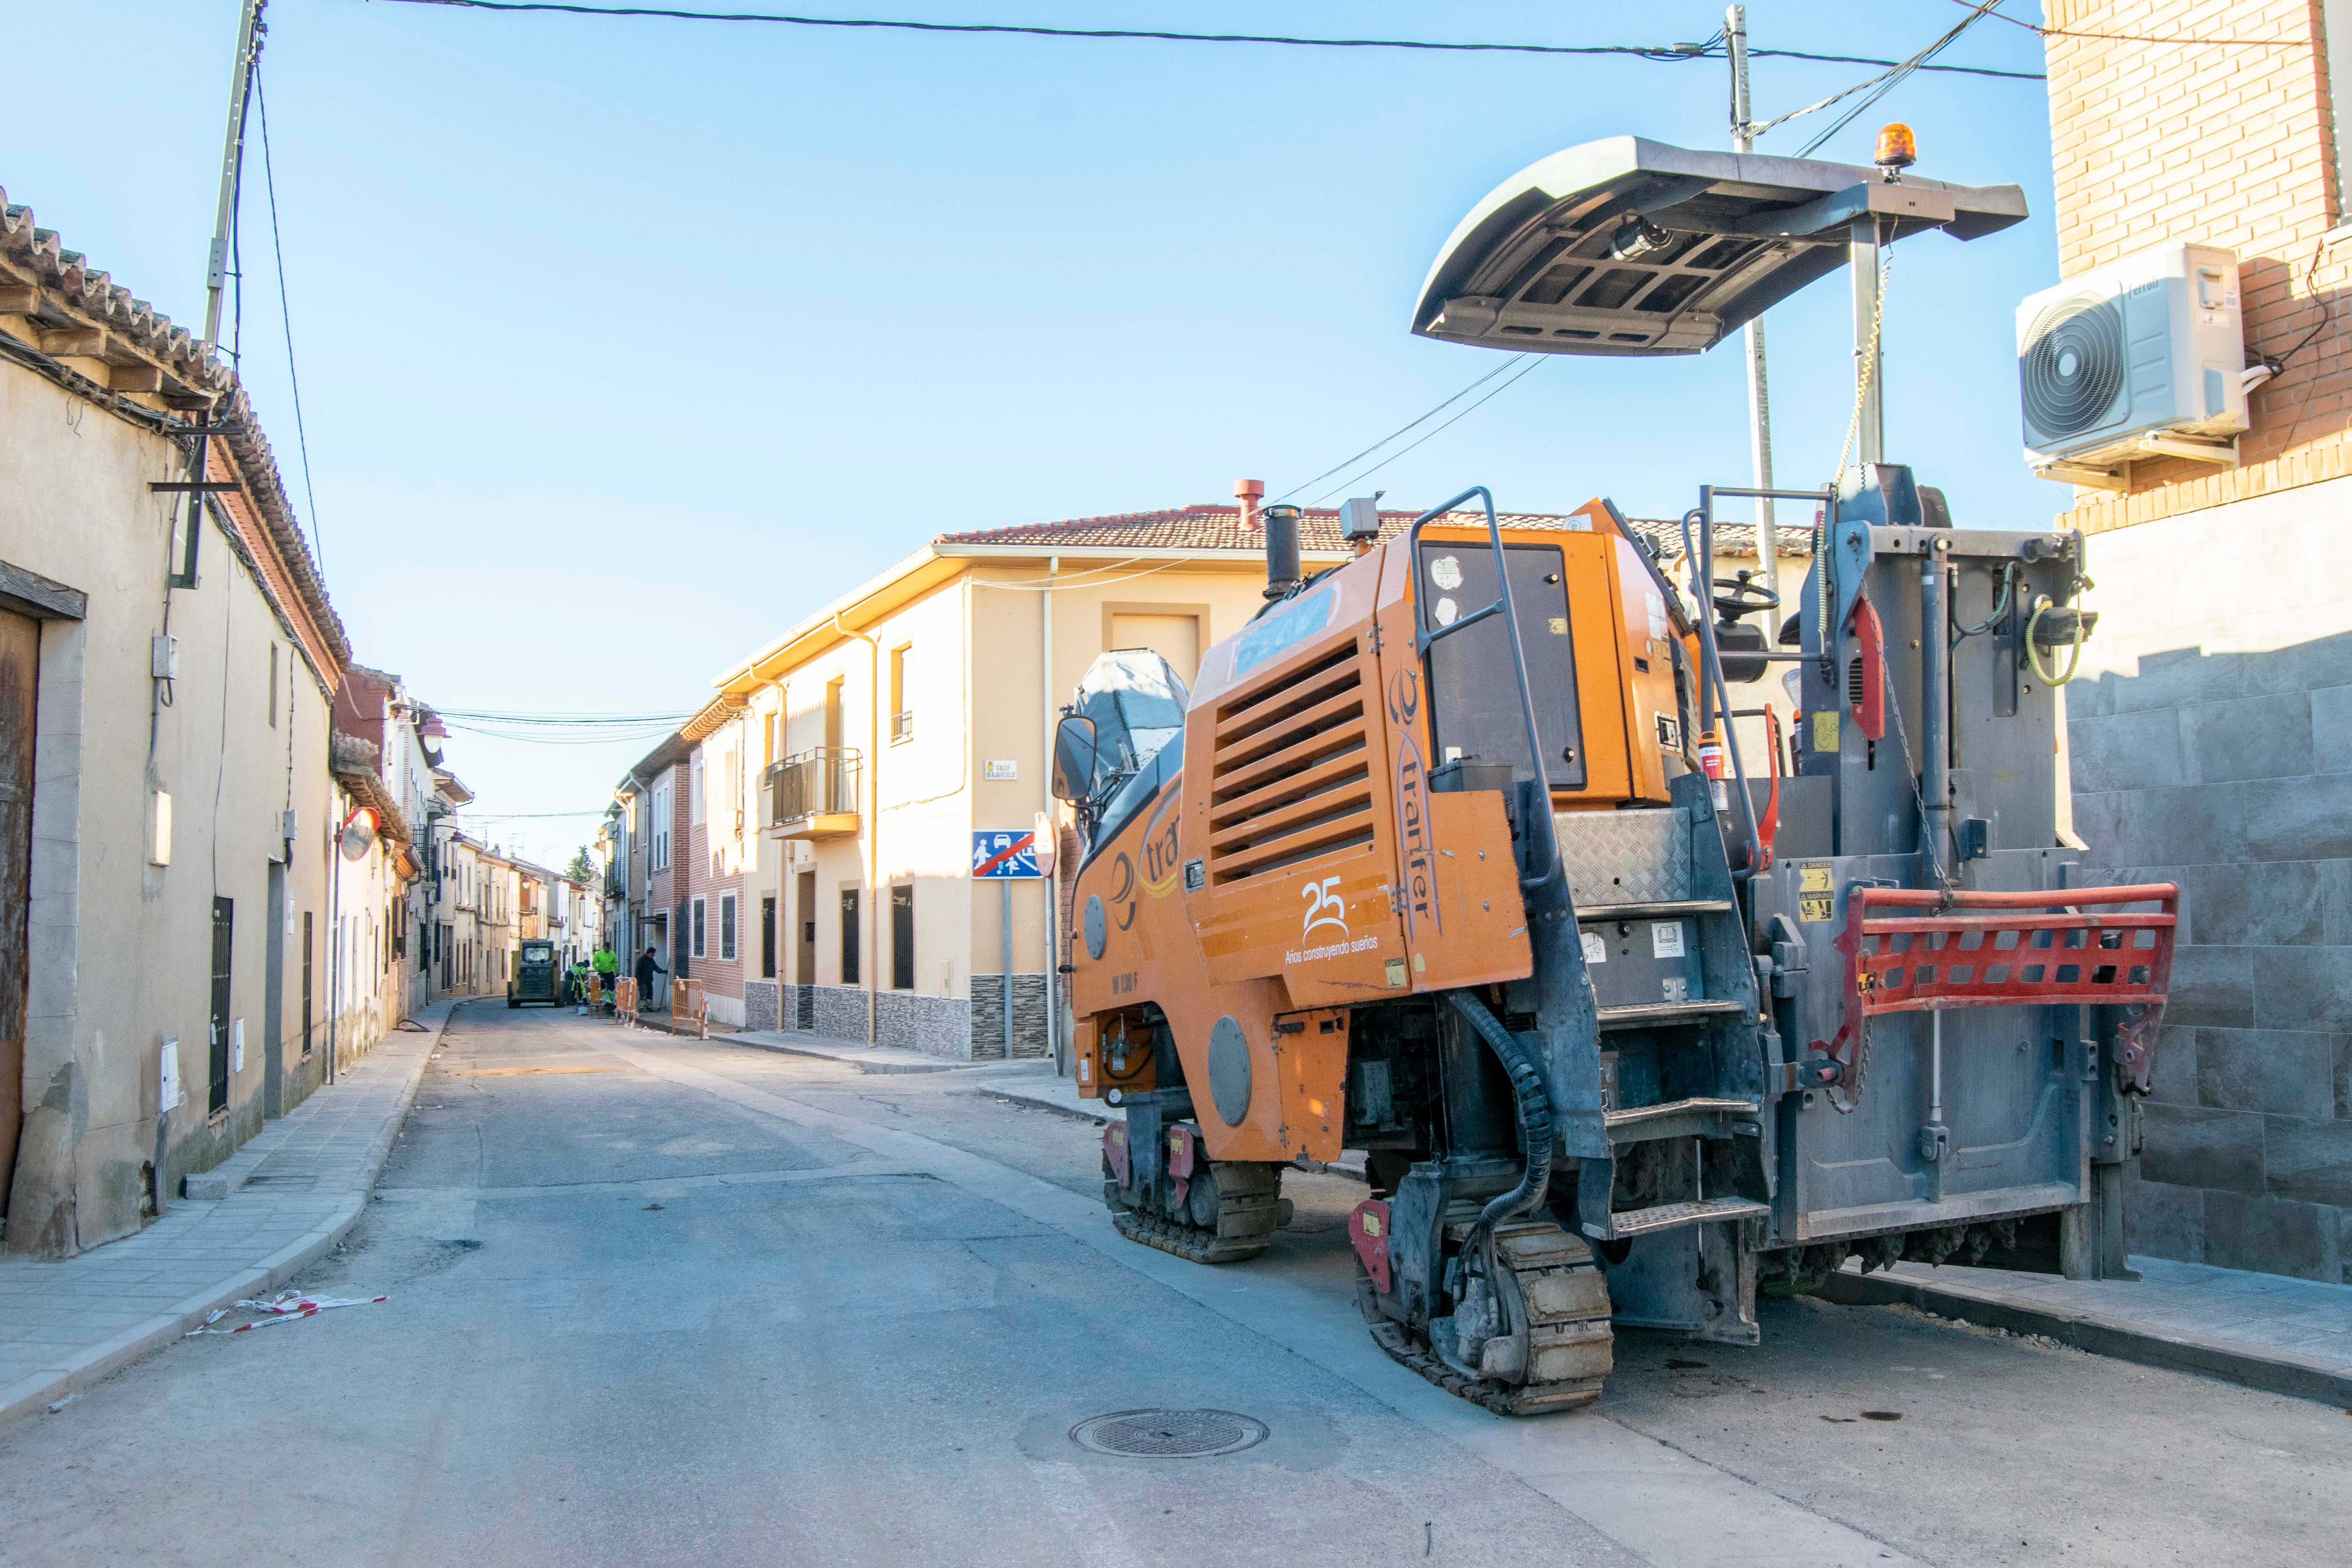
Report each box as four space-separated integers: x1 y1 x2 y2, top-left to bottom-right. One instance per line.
593 945 620 1014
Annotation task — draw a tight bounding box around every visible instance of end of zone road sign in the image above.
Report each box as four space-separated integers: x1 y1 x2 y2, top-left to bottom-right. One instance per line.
971 830 1042 879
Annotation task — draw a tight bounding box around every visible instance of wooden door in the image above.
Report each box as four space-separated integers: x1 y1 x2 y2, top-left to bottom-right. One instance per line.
0 608 35 1212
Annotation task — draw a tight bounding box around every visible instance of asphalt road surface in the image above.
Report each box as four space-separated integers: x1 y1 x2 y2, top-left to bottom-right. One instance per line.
4 1004 2343 1567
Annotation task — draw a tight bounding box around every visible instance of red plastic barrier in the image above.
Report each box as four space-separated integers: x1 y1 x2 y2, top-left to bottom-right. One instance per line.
1817 883 2178 1106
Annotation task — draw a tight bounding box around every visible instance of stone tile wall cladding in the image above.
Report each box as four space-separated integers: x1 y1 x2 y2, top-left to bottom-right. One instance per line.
969 974 1050 1060
743 980 779 1033
880 990 972 1058
2073 634 2352 1283
774 983 974 1058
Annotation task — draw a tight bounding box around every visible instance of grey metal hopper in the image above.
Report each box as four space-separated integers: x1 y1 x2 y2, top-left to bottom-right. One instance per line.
1411 136 2029 357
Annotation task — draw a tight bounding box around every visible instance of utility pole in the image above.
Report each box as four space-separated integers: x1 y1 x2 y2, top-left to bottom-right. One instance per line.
201 0 268 350
1725 6 1780 595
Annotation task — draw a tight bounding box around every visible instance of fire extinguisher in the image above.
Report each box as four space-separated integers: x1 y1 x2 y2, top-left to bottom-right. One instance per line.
1696 728 1728 812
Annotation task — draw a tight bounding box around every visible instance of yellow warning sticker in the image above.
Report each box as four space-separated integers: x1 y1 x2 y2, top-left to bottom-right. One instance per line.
1799 894 1835 924
1361 1212 1382 1237
1812 708 1841 754
1798 863 1832 894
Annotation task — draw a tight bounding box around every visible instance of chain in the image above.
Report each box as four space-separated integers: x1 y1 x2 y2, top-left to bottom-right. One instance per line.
1879 631 1953 901
1833 237 1891 485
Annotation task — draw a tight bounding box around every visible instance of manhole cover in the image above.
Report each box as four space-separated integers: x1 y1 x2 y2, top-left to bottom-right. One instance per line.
1069 1409 1267 1458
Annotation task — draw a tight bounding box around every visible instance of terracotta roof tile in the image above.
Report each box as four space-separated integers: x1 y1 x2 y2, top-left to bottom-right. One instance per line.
1 183 351 669
935 504 1807 560
0 194 231 403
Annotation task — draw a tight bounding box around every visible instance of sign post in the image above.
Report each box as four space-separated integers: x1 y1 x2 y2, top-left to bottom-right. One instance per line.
972 829 1044 1060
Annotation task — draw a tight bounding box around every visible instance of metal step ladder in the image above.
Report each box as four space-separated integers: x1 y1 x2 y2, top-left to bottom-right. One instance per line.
1557 785 1770 1242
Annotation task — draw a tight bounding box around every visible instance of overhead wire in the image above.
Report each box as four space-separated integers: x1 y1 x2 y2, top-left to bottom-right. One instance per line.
254 69 326 573
1793 2 2010 157
432 708 692 722
1269 355 1534 505
1308 357 1549 506
1941 0 2307 48
372 1 2042 76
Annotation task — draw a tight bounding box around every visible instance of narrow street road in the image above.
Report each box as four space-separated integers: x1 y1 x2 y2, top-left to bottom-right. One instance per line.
3 1004 2342 1568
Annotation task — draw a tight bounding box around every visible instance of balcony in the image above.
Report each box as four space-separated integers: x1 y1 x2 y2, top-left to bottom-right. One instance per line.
767 747 861 840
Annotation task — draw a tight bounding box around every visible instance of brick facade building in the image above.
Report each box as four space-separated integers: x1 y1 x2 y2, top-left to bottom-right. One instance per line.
2044 2 2352 1280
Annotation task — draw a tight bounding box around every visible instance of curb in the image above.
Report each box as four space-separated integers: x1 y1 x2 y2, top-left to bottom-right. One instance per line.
982 1085 1112 1125
728 1033 1009 1076
1820 1267 2352 1409
0 1005 451 1431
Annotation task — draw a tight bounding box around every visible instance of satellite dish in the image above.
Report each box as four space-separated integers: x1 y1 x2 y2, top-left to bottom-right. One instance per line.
339 811 377 861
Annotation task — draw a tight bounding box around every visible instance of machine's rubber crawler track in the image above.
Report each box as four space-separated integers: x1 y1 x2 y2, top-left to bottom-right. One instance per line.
1109 1161 1285 1264
1363 1217 1613 1416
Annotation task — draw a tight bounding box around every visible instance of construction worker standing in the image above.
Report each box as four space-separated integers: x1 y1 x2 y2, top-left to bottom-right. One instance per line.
588 944 617 1014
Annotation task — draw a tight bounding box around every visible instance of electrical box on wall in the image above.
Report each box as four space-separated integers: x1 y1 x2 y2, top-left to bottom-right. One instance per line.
2017 240 2252 489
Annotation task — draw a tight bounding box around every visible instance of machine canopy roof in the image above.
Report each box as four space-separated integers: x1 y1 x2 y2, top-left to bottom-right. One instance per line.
1411 135 2028 358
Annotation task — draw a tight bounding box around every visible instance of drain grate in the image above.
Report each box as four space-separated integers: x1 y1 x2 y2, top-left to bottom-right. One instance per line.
1069 1409 1267 1458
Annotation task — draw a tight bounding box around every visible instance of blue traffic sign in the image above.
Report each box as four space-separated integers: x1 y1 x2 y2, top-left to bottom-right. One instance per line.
971 830 1042 879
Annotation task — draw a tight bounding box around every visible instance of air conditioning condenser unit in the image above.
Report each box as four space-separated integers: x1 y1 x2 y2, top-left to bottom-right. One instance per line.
2017 240 2251 489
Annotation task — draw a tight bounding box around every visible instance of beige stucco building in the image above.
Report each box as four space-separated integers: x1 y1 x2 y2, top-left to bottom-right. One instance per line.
644 494 1788 1059
0 186 358 1253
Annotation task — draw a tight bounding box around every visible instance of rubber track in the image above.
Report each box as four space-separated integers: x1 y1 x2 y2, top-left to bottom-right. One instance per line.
1364 1218 1612 1416
1109 1163 1283 1264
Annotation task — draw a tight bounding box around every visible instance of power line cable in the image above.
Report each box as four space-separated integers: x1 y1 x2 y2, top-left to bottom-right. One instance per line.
1270 355 1533 505
451 808 615 818
255 69 326 572
435 714 691 729
372 1 2042 76
381 2 1708 55
1940 0 2306 48
1753 44 2035 80
1794 1 2008 157
1309 356 1549 506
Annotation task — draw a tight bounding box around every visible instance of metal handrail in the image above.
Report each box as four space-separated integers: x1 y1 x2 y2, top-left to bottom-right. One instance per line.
768 746 862 821
1405 487 1559 891
1691 483 1837 879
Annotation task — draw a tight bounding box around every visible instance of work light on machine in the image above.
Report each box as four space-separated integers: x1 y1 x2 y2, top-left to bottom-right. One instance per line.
1875 122 1917 179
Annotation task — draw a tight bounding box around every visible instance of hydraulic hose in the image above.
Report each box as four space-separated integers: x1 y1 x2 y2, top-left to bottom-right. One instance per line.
1446 990 1553 1228
2026 594 2085 687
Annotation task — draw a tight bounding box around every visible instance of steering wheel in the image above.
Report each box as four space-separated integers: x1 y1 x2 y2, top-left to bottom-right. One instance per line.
1711 572 1780 623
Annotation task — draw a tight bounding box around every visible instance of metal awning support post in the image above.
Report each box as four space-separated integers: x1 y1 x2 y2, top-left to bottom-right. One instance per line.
1725 6 1780 601
1851 214 1887 469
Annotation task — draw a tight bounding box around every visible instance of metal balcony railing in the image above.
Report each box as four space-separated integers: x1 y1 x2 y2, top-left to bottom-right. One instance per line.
766 747 862 835
890 710 914 743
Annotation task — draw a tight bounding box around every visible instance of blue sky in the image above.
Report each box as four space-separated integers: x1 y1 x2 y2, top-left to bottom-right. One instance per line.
11 1 2059 857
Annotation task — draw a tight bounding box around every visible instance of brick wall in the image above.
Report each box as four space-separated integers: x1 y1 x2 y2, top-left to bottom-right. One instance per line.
2047 0 2352 533
2049 4 2352 1280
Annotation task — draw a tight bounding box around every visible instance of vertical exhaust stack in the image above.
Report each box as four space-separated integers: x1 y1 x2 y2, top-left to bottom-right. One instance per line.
1260 503 1302 601
1234 477 1265 531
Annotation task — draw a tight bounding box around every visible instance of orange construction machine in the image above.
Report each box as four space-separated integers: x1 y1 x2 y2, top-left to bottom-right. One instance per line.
1052 137 2177 1416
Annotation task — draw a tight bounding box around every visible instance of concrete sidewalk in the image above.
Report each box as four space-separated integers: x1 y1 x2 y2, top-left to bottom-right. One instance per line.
729 1028 1034 1076
0 1001 449 1429
1825 1251 2352 1406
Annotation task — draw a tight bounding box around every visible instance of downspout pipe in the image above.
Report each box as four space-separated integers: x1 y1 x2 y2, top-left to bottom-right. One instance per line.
325 791 342 1085
1042 556 1063 1075
831 612 881 1046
